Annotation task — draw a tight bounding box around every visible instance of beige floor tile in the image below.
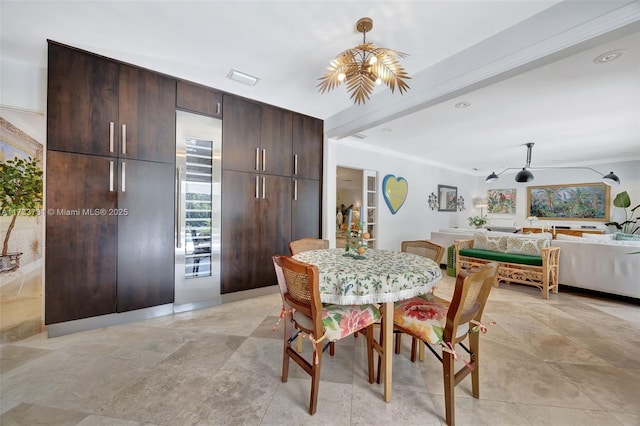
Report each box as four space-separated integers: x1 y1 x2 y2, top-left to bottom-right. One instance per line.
1 268 638 425
0 402 88 426
516 402 623 425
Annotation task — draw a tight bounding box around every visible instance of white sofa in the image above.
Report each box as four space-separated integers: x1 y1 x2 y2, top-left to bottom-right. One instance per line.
551 235 640 299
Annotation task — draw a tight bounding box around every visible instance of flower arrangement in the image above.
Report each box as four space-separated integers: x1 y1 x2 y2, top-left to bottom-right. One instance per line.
527 216 538 226
468 215 488 228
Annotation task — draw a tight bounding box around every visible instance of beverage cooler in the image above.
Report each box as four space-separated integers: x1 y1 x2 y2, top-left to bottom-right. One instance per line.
174 110 222 309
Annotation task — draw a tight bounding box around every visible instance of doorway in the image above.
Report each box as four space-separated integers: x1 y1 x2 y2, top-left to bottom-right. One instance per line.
336 167 377 249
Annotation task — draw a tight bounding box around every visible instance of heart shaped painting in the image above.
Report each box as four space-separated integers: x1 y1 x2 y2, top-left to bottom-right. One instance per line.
382 174 408 214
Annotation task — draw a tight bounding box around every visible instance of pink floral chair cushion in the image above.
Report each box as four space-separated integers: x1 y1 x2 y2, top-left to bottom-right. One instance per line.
394 296 469 345
294 304 380 342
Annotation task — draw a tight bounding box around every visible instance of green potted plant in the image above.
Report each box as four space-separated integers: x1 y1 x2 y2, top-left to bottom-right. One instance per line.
468 215 488 229
0 156 43 273
605 191 639 235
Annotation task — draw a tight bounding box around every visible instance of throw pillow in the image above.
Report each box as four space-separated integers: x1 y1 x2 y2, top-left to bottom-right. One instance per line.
473 233 507 252
614 232 640 241
506 237 548 256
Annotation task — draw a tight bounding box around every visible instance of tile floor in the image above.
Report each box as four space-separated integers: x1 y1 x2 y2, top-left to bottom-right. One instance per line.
1 274 639 425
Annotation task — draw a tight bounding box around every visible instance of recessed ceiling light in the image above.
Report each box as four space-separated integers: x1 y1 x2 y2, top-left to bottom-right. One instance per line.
381 128 393 133
352 133 367 139
227 68 260 86
593 49 625 64
455 101 471 108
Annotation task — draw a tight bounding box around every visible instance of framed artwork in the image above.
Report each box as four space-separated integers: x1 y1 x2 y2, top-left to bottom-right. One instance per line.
487 188 516 214
527 182 610 221
437 184 457 212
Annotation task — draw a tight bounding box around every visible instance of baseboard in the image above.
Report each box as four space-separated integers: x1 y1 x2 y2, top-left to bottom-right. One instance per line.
559 285 640 305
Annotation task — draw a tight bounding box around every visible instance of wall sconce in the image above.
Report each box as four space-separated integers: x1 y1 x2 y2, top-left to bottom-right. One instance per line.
457 196 465 211
428 192 438 210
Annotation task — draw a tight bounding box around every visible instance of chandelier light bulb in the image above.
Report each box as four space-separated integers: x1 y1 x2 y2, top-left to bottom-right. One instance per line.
375 77 382 85
369 56 377 65
337 72 346 82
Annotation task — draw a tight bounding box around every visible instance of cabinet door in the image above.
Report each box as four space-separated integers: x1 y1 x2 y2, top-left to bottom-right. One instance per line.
47 42 119 157
291 178 321 242
116 159 175 312
221 95 261 173
292 114 323 180
118 64 176 163
260 105 292 176
258 175 292 285
177 80 222 117
45 151 118 324
221 170 261 293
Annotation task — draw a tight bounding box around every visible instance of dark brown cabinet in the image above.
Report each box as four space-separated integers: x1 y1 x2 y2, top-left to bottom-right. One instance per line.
47 41 176 163
220 94 322 294
118 65 176 163
292 114 323 180
291 178 321 241
259 105 292 176
221 95 261 173
222 96 293 176
116 159 175 312
45 151 118 324
221 170 291 293
176 80 222 117
47 43 119 157
45 41 176 325
45 153 175 324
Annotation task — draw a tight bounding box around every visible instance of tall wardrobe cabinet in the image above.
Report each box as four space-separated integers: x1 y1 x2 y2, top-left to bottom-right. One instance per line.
221 95 323 294
45 42 176 324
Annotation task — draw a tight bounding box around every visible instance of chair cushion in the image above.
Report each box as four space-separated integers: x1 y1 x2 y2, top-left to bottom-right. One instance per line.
322 304 380 341
459 248 543 266
393 297 468 345
293 304 380 342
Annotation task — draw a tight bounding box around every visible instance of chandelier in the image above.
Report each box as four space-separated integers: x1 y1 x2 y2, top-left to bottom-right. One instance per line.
317 17 410 105
485 143 620 186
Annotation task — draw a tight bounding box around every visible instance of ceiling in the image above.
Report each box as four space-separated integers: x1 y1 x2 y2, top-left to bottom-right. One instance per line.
1 1 639 176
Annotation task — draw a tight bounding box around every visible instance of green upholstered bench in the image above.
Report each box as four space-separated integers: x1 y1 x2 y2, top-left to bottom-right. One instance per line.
455 238 560 299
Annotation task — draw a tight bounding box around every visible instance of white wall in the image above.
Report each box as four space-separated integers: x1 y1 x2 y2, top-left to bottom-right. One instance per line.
483 161 640 230
324 138 479 250
323 138 640 251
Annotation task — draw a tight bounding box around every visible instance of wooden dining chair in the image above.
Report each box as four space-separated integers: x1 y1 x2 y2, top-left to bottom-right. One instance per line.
272 255 379 415
386 262 499 426
395 240 446 356
288 238 329 255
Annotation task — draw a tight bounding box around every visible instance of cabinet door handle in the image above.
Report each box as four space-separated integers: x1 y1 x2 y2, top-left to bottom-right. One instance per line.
109 122 115 153
216 102 221 115
255 175 259 199
294 154 298 175
121 124 127 155
121 161 126 192
262 176 266 199
109 160 115 192
255 148 260 171
262 149 266 171
176 167 182 248
294 179 298 201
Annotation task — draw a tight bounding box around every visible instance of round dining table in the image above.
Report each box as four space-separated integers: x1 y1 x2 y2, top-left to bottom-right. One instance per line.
293 248 442 402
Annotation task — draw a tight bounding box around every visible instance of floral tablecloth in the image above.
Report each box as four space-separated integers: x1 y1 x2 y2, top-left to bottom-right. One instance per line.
293 248 442 305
